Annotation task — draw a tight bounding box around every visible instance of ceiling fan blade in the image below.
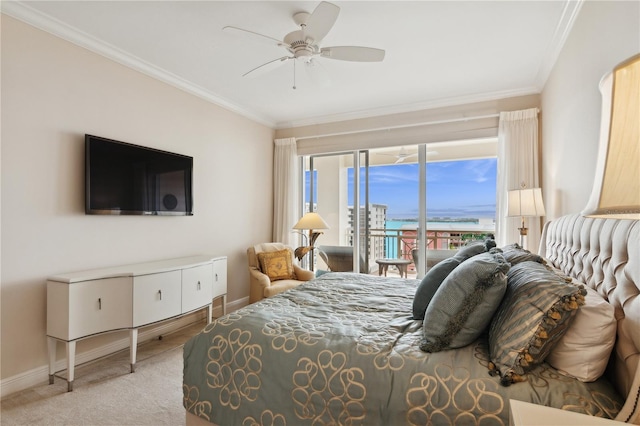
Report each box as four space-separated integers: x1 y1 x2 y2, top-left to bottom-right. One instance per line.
321 46 385 62
223 26 287 48
304 1 340 44
243 56 290 78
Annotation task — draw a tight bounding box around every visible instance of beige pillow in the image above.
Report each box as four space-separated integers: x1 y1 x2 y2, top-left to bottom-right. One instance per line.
257 249 295 281
546 284 616 382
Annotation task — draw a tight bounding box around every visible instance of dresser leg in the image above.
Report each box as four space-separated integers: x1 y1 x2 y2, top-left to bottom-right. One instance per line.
66 341 76 392
47 337 57 385
130 329 138 373
221 294 227 316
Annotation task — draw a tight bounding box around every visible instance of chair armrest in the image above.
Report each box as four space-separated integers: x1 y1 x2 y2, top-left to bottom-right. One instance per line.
249 267 271 288
294 265 315 281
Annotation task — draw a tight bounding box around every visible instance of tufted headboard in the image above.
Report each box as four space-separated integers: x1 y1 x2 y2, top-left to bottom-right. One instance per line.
539 214 640 423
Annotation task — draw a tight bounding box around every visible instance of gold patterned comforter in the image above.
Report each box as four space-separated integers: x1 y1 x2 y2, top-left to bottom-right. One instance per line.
183 272 622 425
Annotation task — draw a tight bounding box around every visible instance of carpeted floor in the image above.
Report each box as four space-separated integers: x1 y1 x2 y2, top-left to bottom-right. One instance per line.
1 321 206 426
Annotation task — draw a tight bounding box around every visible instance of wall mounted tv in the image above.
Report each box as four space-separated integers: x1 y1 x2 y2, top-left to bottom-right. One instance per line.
85 135 193 215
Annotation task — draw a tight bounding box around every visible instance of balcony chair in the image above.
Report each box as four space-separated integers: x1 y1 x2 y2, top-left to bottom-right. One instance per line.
412 234 495 272
411 248 457 271
318 245 369 273
247 243 315 303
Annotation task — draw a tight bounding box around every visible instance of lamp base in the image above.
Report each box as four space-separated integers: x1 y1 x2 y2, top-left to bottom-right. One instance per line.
294 246 311 261
518 226 528 248
294 245 316 271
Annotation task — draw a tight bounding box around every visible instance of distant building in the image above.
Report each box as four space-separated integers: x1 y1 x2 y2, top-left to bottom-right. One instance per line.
348 204 387 267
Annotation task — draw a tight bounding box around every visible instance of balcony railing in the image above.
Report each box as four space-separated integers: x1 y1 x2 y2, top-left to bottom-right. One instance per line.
348 224 495 276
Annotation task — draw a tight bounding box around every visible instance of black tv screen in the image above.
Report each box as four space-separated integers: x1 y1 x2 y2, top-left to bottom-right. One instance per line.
85 135 193 215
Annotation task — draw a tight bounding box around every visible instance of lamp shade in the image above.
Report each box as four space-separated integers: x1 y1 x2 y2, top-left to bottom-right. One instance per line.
293 212 329 230
507 188 546 217
582 54 640 219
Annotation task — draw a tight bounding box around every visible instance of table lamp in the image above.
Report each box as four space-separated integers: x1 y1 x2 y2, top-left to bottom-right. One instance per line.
293 212 329 270
507 187 546 247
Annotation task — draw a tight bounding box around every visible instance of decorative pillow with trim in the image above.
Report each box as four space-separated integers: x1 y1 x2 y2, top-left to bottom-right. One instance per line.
500 243 544 265
412 239 495 320
420 248 510 352
257 249 295 281
488 261 586 386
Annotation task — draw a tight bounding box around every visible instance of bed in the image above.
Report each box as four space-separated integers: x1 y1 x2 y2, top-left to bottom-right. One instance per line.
183 214 639 425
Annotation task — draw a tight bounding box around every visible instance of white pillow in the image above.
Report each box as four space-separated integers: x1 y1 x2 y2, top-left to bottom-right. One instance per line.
546 283 616 382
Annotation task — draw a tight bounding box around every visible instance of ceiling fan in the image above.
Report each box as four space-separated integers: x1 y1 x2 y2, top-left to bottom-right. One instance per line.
377 147 438 163
223 1 385 80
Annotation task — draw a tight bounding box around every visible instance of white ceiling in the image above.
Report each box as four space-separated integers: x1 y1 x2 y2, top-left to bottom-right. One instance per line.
3 1 581 129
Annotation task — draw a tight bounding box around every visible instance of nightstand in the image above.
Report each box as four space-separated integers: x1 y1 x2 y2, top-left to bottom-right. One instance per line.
509 400 623 425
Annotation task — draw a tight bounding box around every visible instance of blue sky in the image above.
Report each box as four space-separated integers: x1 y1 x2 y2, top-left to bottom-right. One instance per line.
348 159 497 220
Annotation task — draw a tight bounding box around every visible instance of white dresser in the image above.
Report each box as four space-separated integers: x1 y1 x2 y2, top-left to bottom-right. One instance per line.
46 255 227 391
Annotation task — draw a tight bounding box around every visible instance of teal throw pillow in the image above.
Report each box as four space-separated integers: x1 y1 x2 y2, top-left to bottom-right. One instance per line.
420 249 510 352
412 238 496 320
412 257 461 320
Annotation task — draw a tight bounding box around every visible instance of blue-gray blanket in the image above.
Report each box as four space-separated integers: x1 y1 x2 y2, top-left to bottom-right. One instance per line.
183 272 621 425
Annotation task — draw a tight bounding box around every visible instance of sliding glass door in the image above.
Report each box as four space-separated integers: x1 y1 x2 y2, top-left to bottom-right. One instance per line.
302 152 370 273
301 140 497 278
303 148 421 276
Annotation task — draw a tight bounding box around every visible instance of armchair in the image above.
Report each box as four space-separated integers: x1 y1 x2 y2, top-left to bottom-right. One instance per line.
247 243 315 303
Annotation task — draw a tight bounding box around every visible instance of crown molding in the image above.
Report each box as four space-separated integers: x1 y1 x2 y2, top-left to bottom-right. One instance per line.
534 0 584 89
1 1 277 128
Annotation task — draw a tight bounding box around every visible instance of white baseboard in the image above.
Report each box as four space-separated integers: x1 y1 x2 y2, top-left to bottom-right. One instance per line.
226 296 248 313
0 298 250 400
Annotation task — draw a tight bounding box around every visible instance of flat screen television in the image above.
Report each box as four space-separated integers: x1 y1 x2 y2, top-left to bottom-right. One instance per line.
85 134 193 215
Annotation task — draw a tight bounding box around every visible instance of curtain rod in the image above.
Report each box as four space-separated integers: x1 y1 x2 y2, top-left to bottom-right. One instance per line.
295 112 502 141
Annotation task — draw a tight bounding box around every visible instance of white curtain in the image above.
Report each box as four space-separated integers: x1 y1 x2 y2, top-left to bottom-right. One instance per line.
273 138 299 247
496 108 542 251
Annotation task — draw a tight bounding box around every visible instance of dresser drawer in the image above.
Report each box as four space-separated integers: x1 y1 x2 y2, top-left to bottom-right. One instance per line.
182 264 213 313
47 277 133 341
132 271 181 327
212 258 227 299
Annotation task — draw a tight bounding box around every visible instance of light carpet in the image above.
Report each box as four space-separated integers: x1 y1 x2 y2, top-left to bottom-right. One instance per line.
1 321 206 426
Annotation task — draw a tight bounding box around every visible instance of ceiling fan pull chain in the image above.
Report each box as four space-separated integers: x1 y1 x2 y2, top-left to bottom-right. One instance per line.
293 60 297 90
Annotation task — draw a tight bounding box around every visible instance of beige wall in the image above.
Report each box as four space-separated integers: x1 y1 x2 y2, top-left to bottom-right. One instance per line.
541 1 639 220
1 16 274 385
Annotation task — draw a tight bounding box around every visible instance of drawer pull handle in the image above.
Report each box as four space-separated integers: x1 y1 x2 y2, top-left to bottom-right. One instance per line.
158 290 162 300
215 273 218 281
98 298 102 310
197 281 201 290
